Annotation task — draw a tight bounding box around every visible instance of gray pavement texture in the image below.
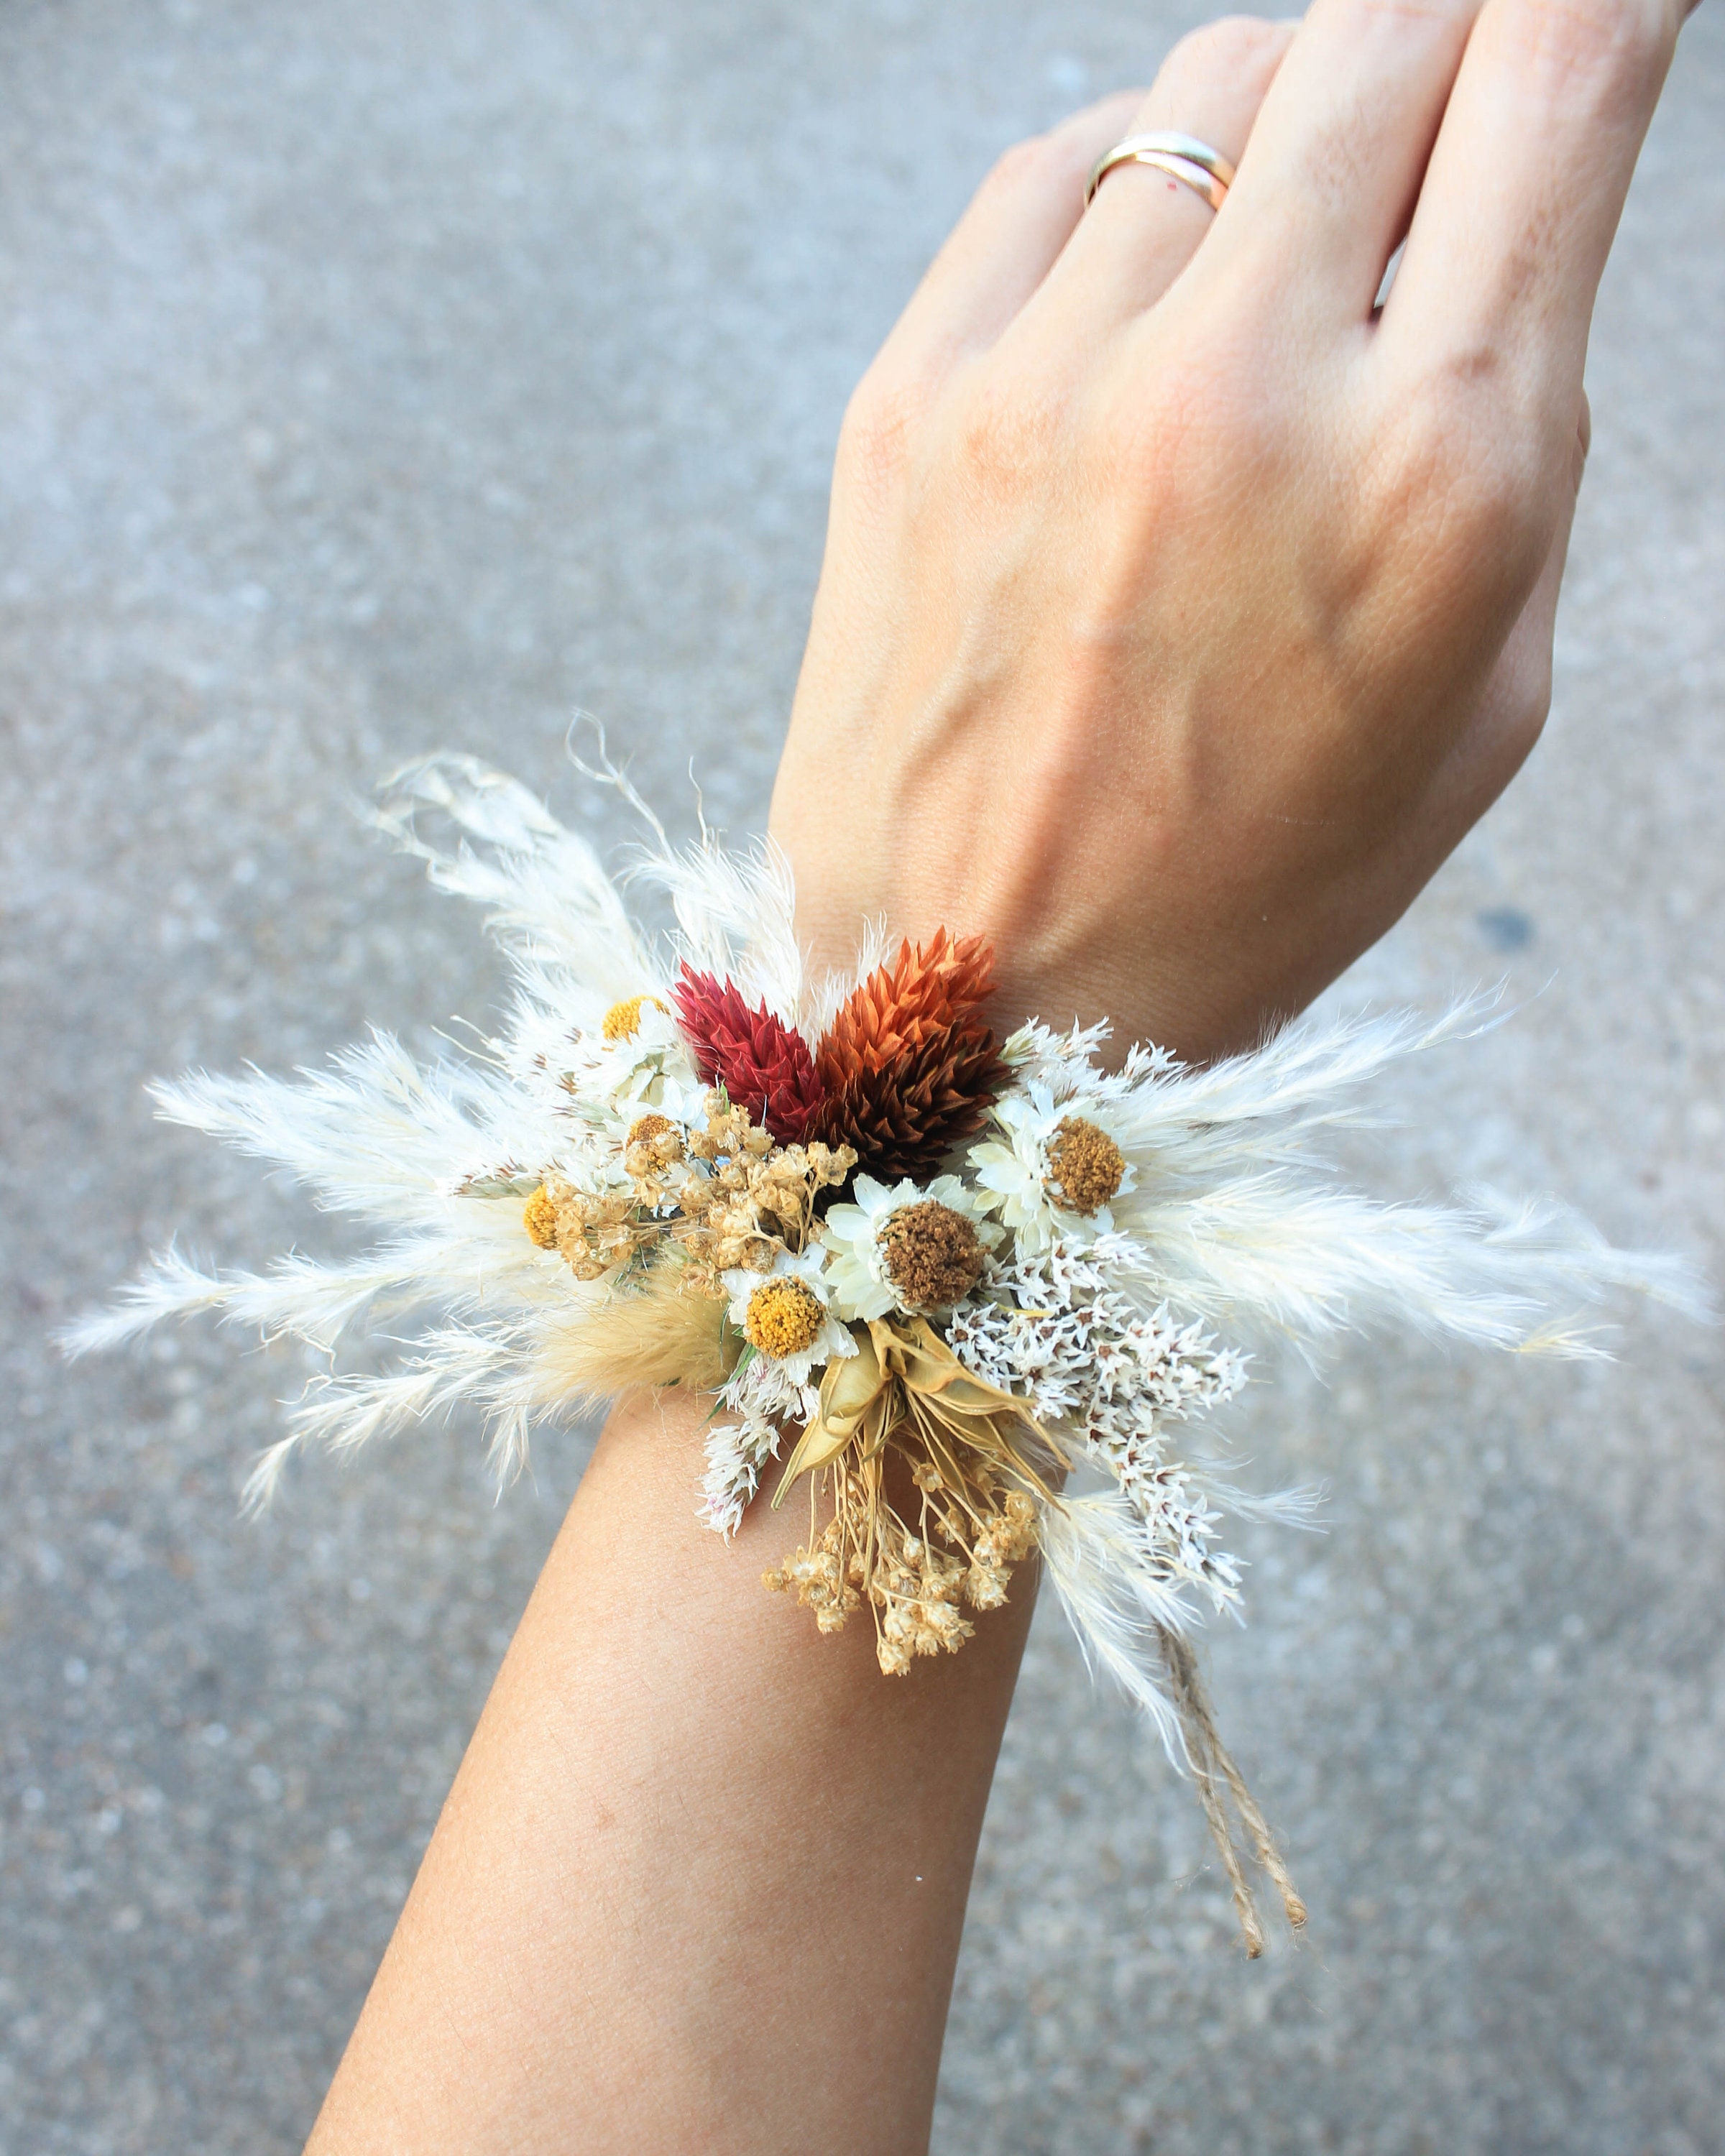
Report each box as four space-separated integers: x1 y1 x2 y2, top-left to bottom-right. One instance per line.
2 3 1723 2151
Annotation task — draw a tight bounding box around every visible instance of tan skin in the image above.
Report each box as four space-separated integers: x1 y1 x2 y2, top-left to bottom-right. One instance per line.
305 4 1693 2150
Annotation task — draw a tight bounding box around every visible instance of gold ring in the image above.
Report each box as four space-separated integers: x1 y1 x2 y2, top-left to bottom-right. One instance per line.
1085 131 1236 212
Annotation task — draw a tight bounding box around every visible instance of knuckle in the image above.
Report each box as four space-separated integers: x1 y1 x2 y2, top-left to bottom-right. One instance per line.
1503 0 1673 101
836 366 934 494
1105 346 1288 505
1160 13 1289 92
979 129 1081 205
1370 370 1549 570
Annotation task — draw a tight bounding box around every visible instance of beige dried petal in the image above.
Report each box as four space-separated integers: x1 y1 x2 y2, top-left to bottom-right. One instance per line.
965 1565 1010 1611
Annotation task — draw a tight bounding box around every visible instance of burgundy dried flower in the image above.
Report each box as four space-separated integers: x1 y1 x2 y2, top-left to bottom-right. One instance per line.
671 964 824 1142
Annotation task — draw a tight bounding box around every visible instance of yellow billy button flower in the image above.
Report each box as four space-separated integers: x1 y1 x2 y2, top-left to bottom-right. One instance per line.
601 992 666 1044
744 1276 826 1360
523 1184 560 1249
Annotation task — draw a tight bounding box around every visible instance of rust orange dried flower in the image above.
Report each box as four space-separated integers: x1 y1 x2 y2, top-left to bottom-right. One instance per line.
811 930 1007 1180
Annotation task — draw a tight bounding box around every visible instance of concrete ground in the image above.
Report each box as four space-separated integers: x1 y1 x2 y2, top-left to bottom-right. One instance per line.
3 4 1722 2150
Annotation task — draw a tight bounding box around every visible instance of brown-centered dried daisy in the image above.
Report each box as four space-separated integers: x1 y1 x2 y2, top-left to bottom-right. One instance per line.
1045 1115 1126 1215
878 1199 986 1310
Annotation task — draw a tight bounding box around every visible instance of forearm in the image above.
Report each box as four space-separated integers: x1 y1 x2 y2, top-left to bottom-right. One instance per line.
300 4 1691 2146
305 1386 1034 2155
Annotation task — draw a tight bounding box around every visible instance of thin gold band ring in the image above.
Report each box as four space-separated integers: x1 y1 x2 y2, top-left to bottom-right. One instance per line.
1085 131 1236 212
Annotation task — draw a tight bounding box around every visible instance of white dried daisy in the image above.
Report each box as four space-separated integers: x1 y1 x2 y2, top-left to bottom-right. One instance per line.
821 1173 1003 1320
577 999 704 1117
969 1084 1137 1257
722 1244 856 1384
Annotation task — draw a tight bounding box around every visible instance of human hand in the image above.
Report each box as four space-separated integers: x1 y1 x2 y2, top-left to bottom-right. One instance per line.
770 0 1688 1061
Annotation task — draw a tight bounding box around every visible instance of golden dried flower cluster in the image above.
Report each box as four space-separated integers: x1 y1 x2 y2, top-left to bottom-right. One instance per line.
521 1089 855 1296
520 1173 648 1282
765 1434 1039 1677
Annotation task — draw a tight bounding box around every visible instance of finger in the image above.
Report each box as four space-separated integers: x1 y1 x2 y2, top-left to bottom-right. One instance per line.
871 91 1145 384
1379 0 1680 430
1199 0 1481 323
1038 17 1295 330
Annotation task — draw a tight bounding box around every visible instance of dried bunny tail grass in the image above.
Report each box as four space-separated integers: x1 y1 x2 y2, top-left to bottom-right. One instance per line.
528 1257 735 1407
1037 1493 1304 1958
374 753 656 997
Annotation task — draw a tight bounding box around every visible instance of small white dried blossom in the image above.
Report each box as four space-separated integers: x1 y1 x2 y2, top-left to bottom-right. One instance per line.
721 1245 856 1384
950 1236 1249 1612
700 1352 821 1537
558 1004 704 1122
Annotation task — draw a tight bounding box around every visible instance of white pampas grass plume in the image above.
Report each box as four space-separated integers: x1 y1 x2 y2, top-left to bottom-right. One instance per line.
1036 1492 1192 1759
374 755 653 1012
1008 993 1710 1354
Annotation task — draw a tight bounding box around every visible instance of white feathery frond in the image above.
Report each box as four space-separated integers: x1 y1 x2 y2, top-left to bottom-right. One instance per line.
804 914 893 1038
60 1245 243 1354
62 1245 413 1353
148 1038 525 1225
245 1322 538 1511
286 1326 523 1453
630 829 806 1024
1120 1179 1708 1353
1037 1494 1191 1763
1194 1474 1328 1530
374 754 655 1010
62 1235 551 1359
1106 995 1509 1176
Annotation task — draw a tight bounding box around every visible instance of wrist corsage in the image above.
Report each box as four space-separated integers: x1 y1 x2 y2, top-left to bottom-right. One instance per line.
70 754 1705 1953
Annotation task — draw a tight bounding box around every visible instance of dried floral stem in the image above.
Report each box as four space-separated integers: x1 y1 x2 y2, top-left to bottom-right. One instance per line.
1158 1625 1305 1956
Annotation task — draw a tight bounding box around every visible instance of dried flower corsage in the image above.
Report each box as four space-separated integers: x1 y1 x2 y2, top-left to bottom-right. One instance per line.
69 755 1706 1954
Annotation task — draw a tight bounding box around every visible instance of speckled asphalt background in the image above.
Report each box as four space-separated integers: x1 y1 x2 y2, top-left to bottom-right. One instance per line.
2 4 1722 2151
